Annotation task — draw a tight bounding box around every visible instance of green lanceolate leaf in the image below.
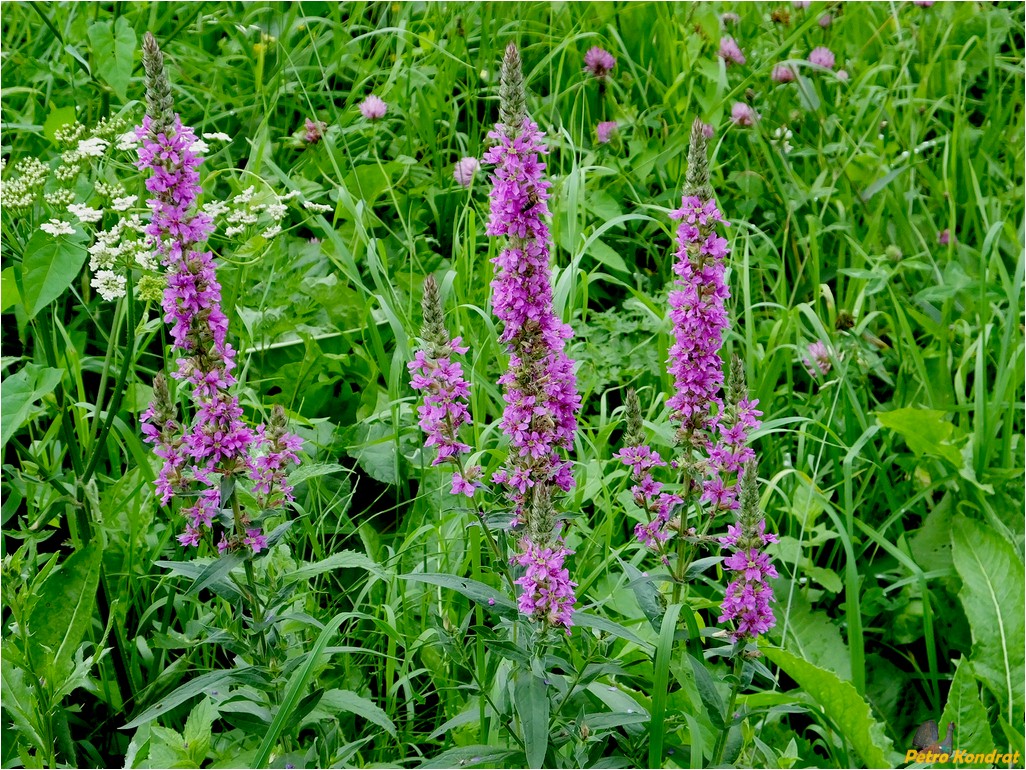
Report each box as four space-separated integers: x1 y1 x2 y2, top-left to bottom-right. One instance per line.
951 516 1025 729
26 541 102 679
20 228 87 319
515 669 550 769
762 646 903 768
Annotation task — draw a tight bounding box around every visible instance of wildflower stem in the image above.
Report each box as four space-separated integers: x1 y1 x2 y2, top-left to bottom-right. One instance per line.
83 276 135 484
713 656 744 765
231 492 268 659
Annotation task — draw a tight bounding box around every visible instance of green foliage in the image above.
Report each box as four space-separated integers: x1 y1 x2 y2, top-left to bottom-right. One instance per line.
1 1 1023 768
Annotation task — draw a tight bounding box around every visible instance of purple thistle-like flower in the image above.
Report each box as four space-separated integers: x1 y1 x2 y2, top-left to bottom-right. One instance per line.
808 46 836 70
584 47 616 79
772 63 796 83
803 340 832 376
718 36 746 66
359 94 388 120
596 121 618 144
453 156 480 187
512 537 577 632
303 118 325 144
731 102 759 127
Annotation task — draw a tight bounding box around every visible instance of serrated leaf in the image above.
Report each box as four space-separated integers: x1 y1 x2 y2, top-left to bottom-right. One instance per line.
1 364 64 449
86 17 136 101
762 646 903 768
20 228 87 319
951 516 1025 729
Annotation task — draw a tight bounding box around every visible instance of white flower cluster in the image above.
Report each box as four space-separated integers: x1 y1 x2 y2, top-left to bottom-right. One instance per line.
772 126 794 155
39 219 77 236
213 185 297 239
87 215 152 301
0 157 49 210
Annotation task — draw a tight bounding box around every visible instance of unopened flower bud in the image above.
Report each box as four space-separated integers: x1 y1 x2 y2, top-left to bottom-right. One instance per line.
499 43 527 138
684 118 714 201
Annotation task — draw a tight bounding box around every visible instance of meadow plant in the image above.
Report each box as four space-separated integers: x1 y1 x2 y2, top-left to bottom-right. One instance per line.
359 94 388 120
137 32 301 553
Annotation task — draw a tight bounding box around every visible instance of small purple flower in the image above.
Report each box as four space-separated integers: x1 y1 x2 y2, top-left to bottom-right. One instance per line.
818 13 832 27
596 121 618 144
453 156 480 187
837 69 850 82
359 95 388 120
808 46 836 70
793 0 810 7
730 102 759 127
913 0 935 5
409 337 475 469
938 228 951 246
700 122 715 139
803 341 832 376
584 47 616 79
244 528 268 554
719 36 746 66
303 118 325 144
772 63 796 83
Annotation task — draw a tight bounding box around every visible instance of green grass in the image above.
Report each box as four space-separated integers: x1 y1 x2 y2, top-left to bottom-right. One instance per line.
1 2 1023 768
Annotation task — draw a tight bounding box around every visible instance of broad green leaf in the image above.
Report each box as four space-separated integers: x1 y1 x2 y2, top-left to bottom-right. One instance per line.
1 266 20 311
86 17 136 101
774 590 852 681
762 646 903 768
939 659 994 767
304 689 397 737
27 541 102 679
951 516 1025 728
182 698 217 766
43 105 78 143
876 407 963 467
0 364 64 449
20 228 87 319
515 670 550 769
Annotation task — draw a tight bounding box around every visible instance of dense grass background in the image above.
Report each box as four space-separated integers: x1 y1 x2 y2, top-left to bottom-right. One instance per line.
1 2 1024 768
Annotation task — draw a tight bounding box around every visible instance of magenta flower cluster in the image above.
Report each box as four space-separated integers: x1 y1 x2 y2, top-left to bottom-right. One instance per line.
666 196 731 439
615 445 682 549
512 538 577 631
703 396 763 511
719 36 746 66
137 114 300 552
484 120 580 502
719 520 778 640
408 337 482 497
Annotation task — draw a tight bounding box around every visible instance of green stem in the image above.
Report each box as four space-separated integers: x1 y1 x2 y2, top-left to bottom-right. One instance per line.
231 492 268 659
83 277 135 484
713 656 744 765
